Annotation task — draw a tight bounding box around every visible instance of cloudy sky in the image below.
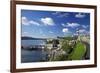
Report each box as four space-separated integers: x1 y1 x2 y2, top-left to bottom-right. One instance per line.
21 10 90 38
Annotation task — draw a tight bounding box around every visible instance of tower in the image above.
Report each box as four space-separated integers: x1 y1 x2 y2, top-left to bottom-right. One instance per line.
76 28 81 41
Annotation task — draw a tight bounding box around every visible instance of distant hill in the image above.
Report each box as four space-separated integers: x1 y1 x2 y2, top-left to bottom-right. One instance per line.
21 36 46 40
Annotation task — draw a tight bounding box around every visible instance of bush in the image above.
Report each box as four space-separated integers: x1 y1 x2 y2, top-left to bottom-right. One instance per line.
51 54 68 61
61 40 73 53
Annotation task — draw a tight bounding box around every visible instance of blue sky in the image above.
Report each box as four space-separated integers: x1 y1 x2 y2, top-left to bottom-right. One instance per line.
21 10 90 38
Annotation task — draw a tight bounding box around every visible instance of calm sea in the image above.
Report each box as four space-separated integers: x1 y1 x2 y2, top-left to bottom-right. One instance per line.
21 40 46 47
21 40 47 63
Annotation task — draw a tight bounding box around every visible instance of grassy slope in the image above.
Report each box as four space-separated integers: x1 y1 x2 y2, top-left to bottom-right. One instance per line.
68 41 86 60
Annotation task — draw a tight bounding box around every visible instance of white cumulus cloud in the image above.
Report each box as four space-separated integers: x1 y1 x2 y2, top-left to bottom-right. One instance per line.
22 17 29 25
62 28 69 32
41 17 55 26
78 29 90 35
52 12 69 18
75 13 85 18
52 12 61 15
22 16 40 26
67 23 80 28
29 20 40 26
62 23 80 28
82 25 89 28
79 29 86 33
57 13 68 18
61 23 67 27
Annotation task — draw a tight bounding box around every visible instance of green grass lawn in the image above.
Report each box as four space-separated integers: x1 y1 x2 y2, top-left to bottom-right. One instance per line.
68 41 86 60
